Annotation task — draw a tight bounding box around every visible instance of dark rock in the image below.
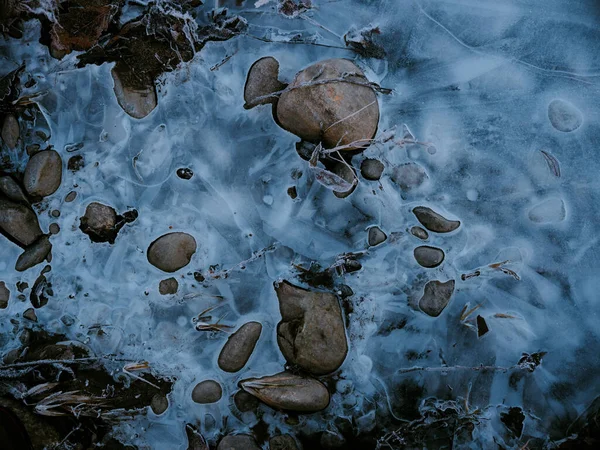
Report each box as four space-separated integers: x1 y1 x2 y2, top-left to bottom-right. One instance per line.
79 202 117 243
413 246 444 268
23 307 37 321
0 281 9 309
67 154 84 171
344 25 386 59
1 113 19 149
193 271 205 282
244 56 286 109
331 161 357 199
234 390 259 412
23 150 63 198
275 280 347 375
150 394 169 415
413 206 460 233
270 434 300 450
0 197 43 247
217 435 260 450
177 168 194 180
185 424 209 450
147 232 196 272
15 235 52 272
0 175 28 204
477 315 489 338
191 380 222 404
276 59 379 149
30 272 51 309
111 67 157 119
287 186 298 199
159 277 179 295
218 321 262 372
338 284 354 298
51 209 60 218
61 314 75 326
320 429 345 448
548 99 582 132
65 191 77 202
240 371 330 413
500 407 525 437
368 226 387 246
410 226 428 240
360 158 384 180
16 282 28 292
49 223 60 235
121 209 138 223
391 162 428 191
419 280 455 317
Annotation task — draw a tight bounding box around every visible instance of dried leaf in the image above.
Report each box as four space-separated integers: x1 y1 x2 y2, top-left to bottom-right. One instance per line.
460 303 482 322
494 313 517 319
540 150 561 177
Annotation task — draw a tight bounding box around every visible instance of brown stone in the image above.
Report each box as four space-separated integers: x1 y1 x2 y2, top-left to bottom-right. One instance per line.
0 198 43 247
191 380 222 404
147 232 196 272
244 56 286 109
413 206 460 233
218 321 262 372
419 280 455 317
23 150 63 198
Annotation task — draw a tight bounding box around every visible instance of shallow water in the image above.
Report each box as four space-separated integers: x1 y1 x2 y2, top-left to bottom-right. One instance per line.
2 0 600 448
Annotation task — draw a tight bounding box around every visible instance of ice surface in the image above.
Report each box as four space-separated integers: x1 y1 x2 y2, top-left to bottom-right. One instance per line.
2 0 600 448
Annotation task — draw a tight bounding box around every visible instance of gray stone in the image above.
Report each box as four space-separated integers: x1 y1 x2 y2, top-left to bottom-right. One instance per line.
275 280 347 375
15 235 52 272
413 206 460 233
147 232 196 272
391 162 428 191
191 380 222 404
270 435 300 450
0 176 28 204
331 161 357 199
0 197 43 247
410 226 428 240
233 390 259 412
185 424 209 450
368 226 387 246
64 191 77 202
218 321 262 372
413 246 445 268
79 202 118 243
23 307 37 322
49 223 60 235
217 435 260 450
0 281 9 309
548 99 582 132
1 113 19 149
112 67 157 119
360 158 384 180
159 277 179 295
150 394 169 415
23 150 62 198
276 59 379 149
240 371 330 413
244 57 286 109
419 280 455 317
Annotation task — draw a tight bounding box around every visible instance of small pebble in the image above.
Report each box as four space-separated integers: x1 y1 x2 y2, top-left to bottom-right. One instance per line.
23 308 37 322
191 380 222 404
368 226 387 246
65 191 77 202
159 277 179 295
177 168 193 180
150 394 169 415
413 246 445 268
49 223 60 234
410 226 428 240
360 158 384 181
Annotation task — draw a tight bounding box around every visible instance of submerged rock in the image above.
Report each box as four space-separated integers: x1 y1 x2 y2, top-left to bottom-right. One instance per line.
150 394 169 415
548 99 582 132
186 424 209 450
15 235 52 272
528 197 566 223
111 67 157 119
270 434 300 450
0 281 9 309
191 380 222 404
159 277 179 295
413 206 460 233
23 308 37 321
360 158 384 180
244 56 286 109
391 162 428 191
413 246 445 268
368 226 387 246
0 175 28 204
79 202 117 243
217 435 260 450
240 371 330 413
23 150 62 198
147 232 196 272
1 113 19 149
410 226 428 240
0 197 43 247
234 390 259 412
276 58 379 149
419 280 455 317
331 161 357 199
177 168 194 180
218 321 262 372
275 280 348 375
